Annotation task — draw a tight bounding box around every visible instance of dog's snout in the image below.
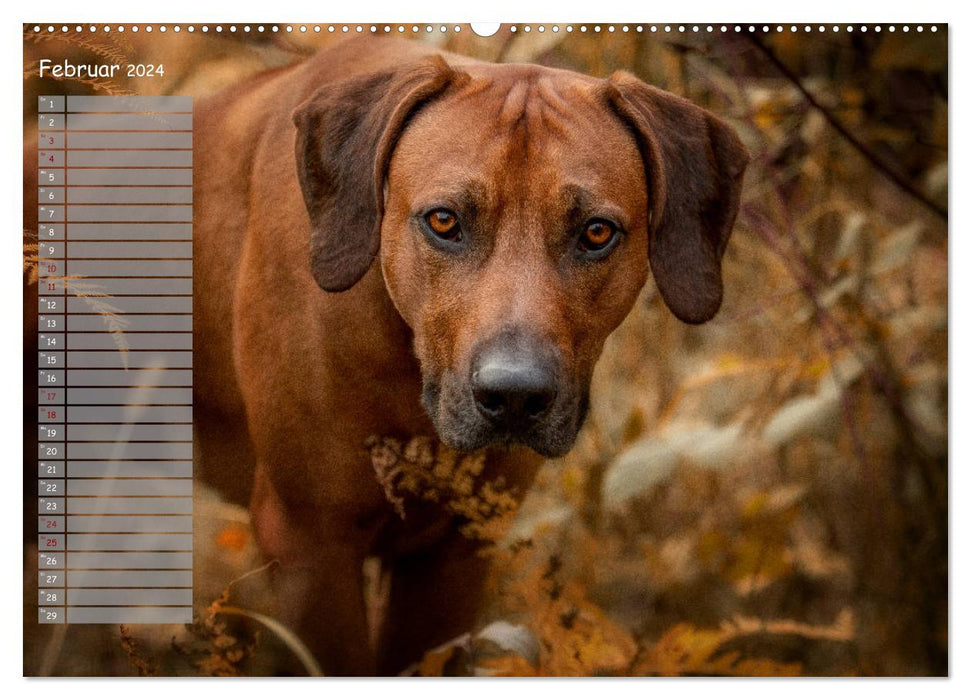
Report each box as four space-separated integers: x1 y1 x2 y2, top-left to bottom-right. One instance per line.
471 346 558 427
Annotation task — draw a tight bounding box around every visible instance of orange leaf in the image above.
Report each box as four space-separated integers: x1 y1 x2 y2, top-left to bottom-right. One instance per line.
215 524 249 551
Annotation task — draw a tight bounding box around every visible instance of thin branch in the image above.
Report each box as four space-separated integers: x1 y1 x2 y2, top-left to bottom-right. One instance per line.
746 34 947 221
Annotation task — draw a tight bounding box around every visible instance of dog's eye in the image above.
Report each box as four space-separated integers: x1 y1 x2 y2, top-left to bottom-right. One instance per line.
578 219 618 253
425 209 460 240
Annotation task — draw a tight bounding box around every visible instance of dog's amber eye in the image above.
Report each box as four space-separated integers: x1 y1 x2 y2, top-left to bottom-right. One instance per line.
426 209 459 239
579 220 617 252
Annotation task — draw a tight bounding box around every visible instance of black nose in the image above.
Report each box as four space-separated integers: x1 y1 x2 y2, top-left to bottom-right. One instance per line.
471 345 558 427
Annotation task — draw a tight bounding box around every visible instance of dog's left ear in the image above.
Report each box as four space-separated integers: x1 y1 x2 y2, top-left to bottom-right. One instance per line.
293 56 465 292
606 72 749 324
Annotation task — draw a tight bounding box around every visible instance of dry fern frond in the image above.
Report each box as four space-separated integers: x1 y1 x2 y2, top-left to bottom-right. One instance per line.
23 237 39 285
174 580 259 676
25 27 132 65
119 624 159 676
172 561 323 676
367 435 519 543
633 622 804 677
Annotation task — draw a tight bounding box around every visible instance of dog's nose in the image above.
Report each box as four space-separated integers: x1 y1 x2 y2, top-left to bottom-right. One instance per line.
471 349 558 426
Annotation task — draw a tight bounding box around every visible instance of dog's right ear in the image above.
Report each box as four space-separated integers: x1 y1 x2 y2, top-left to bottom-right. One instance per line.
293 57 464 292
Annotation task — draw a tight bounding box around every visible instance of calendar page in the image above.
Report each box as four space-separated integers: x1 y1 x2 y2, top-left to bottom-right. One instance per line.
22 21 948 678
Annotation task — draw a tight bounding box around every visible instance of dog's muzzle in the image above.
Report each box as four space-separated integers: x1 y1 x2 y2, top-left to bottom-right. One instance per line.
423 330 586 458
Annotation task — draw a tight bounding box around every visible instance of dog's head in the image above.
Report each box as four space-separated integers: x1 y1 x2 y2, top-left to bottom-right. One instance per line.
293 53 748 457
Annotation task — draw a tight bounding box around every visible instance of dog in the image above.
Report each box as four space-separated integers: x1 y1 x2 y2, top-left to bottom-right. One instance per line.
190 35 748 674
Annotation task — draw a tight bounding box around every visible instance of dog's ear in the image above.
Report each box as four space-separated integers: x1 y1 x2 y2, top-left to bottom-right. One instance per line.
606 72 749 324
293 56 464 292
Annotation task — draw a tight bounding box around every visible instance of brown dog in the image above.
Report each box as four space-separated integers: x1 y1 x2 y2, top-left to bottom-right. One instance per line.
192 35 748 674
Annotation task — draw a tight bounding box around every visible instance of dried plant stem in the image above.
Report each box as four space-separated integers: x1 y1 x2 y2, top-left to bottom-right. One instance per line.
746 34 947 221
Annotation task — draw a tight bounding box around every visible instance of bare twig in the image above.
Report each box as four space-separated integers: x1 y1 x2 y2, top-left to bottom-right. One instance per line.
745 34 947 221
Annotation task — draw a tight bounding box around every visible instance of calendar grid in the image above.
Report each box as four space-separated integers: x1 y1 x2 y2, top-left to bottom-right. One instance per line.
37 95 193 625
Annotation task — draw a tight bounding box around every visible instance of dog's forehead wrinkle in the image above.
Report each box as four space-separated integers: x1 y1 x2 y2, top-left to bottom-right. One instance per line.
487 73 579 138
498 80 531 124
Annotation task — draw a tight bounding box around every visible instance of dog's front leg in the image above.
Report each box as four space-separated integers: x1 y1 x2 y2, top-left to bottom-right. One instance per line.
376 447 545 675
377 527 491 675
250 465 374 675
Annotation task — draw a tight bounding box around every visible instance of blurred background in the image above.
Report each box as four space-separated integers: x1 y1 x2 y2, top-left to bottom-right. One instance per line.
23 24 947 676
